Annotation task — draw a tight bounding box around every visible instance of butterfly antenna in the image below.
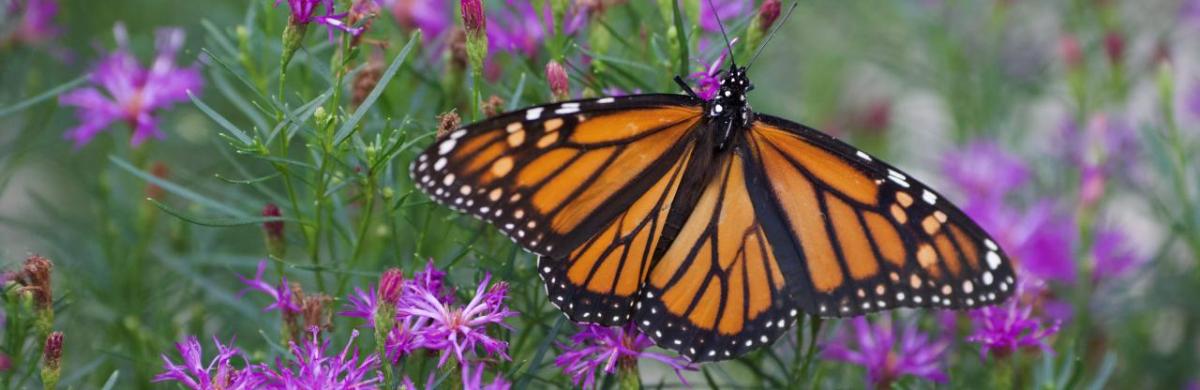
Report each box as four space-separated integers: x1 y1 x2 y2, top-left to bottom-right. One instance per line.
746 0 800 70
705 0 737 68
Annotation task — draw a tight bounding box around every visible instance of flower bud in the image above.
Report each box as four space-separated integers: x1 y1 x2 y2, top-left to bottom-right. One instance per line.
280 22 310 71
436 110 461 139
262 204 286 259
482 95 505 117
1103 30 1124 66
378 268 405 304
41 331 63 390
1059 34 1083 71
18 255 54 312
756 0 782 34
460 0 488 77
301 293 332 332
546 60 570 102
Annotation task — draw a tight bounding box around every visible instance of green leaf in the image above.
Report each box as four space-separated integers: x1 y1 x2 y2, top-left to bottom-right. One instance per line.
513 316 566 390
671 0 690 78
190 91 254 146
333 31 421 145
0 74 87 117
109 156 247 217
99 371 120 390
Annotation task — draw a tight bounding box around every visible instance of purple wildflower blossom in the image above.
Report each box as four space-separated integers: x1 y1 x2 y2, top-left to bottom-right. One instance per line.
488 0 587 57
340 285 380 325
554 324 692 390
397 273 516 366
238 260 301 314
968 199 1077 284
968 292 1061 359
1186 80 1200 121
1091 227 1143 282
461 362 512 390
699 0 747 33
384 316 429 363
412 259 454 304
59 24 203 148
823 317 950 387
688 50 729 101
386 0 452 40
260 327 383 389
941 141 1030 203
153 336 264 390
5 0 59 44
276 0 361 38
1182 0 1200 28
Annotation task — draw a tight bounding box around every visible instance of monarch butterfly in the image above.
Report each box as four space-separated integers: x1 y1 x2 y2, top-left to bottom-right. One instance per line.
409 4 1016 363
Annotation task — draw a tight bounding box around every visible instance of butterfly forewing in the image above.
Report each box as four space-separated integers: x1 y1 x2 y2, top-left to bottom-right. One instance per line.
745 114 1018 317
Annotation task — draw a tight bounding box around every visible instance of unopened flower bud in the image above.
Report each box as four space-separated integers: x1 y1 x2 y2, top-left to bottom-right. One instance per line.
1103 30 1124 66
378 268 405 304
460 0 488 76
546 60 570 102
262 204 286 259
1059 34 1083 71
756 0 782 34
41 331 63 390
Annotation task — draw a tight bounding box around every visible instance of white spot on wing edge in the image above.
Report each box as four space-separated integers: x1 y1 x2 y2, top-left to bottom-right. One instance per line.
922 189 938 204
986 251 1001 269
525 107 544 120
597 97 615 104
856 150 872 161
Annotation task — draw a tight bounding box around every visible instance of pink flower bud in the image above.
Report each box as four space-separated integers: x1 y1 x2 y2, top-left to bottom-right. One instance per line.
757 0 782 33
546 60 570 101
378 268 405 304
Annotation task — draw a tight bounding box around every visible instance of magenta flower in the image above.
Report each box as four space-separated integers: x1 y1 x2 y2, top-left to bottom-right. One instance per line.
941 141 1030 203
384 316 429 363
412 259 454 304
259 327 382 389
1090 227 1144 283
488 0 587 57
59 24 203 148
688 50 730 101
276 0 361 38
386 0 452 40
4 0 60 44
698 0 746 33
554 324 692 389
238 260 301 314
397 273 516 366
823 317 950 388
967 293 1062 359
340 285 380 325
153 336 264 390
969 200 1077 284
461 362 512 390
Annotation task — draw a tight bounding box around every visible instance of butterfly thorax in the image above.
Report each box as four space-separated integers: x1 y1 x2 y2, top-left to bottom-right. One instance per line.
708 66 754 151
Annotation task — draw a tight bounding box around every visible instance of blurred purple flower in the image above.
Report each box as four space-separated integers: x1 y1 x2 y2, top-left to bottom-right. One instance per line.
822 317 950 387
554 324 691 389
275 0 361 38
942 141 1030 202
699 0 747 32
238 260 301 314
462 362 511 390
968 200 1077 284
1186 81 1200 121
5 0 60 44
153 336 264 390
488 0 587 57
968 293 1061 359
398 273 516 366
385 0 452 40
412 259 454 304
340 285 380 325
1061 114 1138 177
1091 227 1143 282
260 327 382 389
59 24 203 148
1182 0 1200 28
688 50 729 101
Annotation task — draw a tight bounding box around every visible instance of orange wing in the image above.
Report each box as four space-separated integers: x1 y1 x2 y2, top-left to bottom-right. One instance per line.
410 95 706 324
743 115 1018 318
633 151 796 361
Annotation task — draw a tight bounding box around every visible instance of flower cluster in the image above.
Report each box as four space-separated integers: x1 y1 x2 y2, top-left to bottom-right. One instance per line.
554 323 692 389
822 317 950 388
59 23 203 147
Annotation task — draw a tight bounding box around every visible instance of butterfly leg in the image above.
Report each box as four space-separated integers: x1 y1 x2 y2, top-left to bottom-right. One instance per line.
675 76 701 100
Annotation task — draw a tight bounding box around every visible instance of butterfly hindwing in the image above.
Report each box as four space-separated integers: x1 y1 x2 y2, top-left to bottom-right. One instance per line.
633 150 798 362
745 114 1018 318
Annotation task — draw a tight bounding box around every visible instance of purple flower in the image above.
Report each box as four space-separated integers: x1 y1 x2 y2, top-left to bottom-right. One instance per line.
276 0 361 38
397 273 516 366
688 50 730 101
822 317 950 388
386 0 452 40
1186 80 1200 121
554 324 692 390
153 336 264 390
59 24 203 147
384 316 429 362
941 141 1030 203
238 260 301 314
1182 0 1200 28
1091 227 1143 282
412 259 453 304
461 362 511 390
340 285 379 325
260 327 382 389
488 0 587 57
967 293 1061 359
5 0 60 44
699 0 747 33
968 200 1077 284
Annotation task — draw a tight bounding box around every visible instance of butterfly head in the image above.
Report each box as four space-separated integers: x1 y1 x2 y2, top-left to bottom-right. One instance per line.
709 66 755 150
